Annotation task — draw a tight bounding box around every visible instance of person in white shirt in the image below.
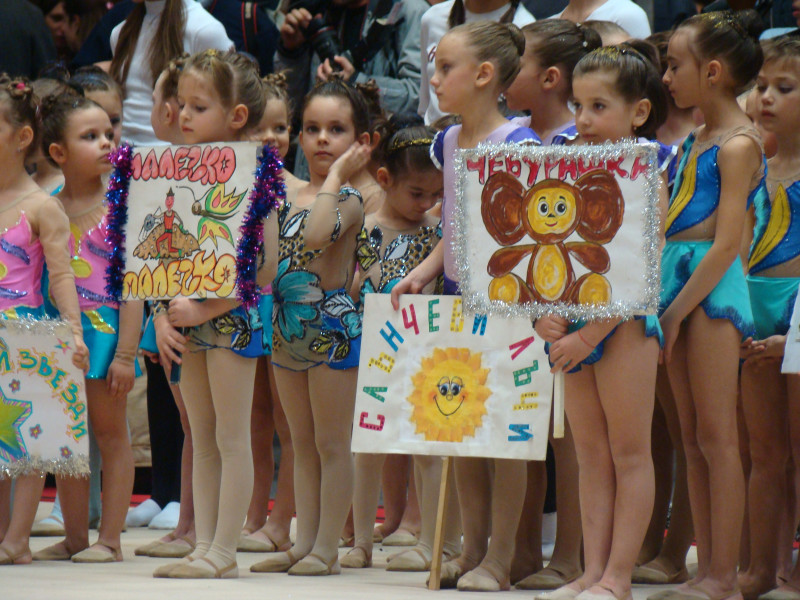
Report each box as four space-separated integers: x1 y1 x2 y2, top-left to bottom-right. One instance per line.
418 0 535 124
551 0 650 40
110 0 233 146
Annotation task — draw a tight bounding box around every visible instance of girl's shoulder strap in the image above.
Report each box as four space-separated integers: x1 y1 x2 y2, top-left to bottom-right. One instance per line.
431 124 460 171
505 125 541 146
718 125 765 185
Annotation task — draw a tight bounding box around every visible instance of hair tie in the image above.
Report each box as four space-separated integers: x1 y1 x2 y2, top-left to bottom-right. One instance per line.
388 137 433 153
15 82 25 90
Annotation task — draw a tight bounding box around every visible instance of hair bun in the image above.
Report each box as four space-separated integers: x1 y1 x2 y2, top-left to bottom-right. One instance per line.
734 9 765 41
507 23 526 57
263 71 288 91
4 78 34 102
621 39 660 70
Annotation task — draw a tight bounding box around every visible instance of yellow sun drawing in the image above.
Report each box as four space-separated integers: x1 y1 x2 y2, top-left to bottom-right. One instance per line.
407 347 491 442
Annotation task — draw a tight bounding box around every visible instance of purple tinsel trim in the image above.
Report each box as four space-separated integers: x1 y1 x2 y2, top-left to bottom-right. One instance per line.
236 145 285 310
104 144 133 301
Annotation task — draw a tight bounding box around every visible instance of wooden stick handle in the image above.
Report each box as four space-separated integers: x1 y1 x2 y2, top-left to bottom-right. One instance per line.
553 371 565 438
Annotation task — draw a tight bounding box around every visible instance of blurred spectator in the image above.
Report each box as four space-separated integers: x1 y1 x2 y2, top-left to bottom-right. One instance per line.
73 1 278 76
28 0 109 62
0 0 57 78
550 0 651 38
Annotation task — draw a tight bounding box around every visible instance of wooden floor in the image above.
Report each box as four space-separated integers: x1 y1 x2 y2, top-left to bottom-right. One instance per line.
4 502 696 600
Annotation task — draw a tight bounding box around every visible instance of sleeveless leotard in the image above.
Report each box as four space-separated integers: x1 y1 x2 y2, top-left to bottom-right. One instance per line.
0 213 46 320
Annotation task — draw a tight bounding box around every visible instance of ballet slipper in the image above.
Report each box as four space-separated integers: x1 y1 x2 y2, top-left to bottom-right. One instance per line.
71 542 123 563
386 546 431 572
30 514 65 537
373 526 386 543
237 529 292 553
153 556 195 578
457 564 510 592
760 586 800 600
147 536 194 558
135 539 166 556
32 541 82 561
288 552 341 576
432 559 466 589
534 580 589 600
339 536 355 548
668 585 743 600
340 546 372 569
381 528 418 546
250 549 301 573
0 545 32 565
633 559 690 585
576 584 633 600
517 565 583 590
169 556 238 579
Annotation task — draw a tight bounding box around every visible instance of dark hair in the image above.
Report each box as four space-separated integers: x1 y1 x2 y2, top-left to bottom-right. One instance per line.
761 33 800 66
677 10 765 89
182 50 266 131
582 20 631 44
431 114 461 131
374 113 436 178
449 21 526 91
522 20 602 92
40 93 102 166
301 77 374 136
0 75 40 159
157 53 190 101
574 40 669 139
262 70 293 120
448 0 520 28
110 0 186 89
72 65 123 101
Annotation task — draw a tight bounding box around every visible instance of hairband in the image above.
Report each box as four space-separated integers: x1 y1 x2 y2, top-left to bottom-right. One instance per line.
388 137 433 153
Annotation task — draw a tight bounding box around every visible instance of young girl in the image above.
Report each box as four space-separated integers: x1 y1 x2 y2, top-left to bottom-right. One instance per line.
534 40 669 600
0 77 88 565
739 34 800 600
152 49 278 579
71 67 123 148
247 78 371 577
237 71 297 555
660 11 766 600
503 18 601 591
30 93 142 564
341 117 458 571
392 21 538 591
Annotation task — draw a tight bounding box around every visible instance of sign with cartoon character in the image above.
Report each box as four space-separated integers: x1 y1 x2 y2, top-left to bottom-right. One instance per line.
453 142 663 320
0 319 88 478
351 294 553 460
111 142 260 301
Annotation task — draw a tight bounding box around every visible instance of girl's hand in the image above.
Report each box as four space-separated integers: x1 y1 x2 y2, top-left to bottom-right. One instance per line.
329 141 372 184
659 313 680 364
71 336 90 373
739 337 764 360
167 298 205 328
106 359 135 400
154 313 187 375
744 335 786 362
534 315 569 343
548 330 595 373
390 270 428 310
142 350 160 364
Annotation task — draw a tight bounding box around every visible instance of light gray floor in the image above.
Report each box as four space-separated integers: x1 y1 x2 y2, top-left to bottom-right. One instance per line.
4 502 695 600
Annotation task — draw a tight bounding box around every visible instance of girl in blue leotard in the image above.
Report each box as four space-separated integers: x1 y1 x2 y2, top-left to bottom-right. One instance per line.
661 11 766 600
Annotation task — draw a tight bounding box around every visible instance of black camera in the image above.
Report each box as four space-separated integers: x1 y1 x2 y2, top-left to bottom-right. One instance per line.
302 15 343 71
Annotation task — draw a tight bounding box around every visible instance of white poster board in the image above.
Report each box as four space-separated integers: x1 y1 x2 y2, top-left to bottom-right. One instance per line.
782 283 800 373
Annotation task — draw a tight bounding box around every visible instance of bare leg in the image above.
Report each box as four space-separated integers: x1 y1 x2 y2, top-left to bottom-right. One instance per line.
639 401 672 565
0 478 10 540
376 454 410 539
510 461 546 583
263 361 294 545
345 452 385 565
0 474 46 562
740 358 788 599
549 421 583 580
393 458 421 538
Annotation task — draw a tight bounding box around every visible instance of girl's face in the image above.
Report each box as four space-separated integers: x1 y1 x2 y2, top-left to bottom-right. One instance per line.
755 59 800 136
505 41 546 112
177 70 237 144
430 32 481 114
380 167 443 224
86 89 122 147
664 29 702 110
572 71 648 143
0 106 31 163
57 106 115 174
251 98 291 158
300 96 357 174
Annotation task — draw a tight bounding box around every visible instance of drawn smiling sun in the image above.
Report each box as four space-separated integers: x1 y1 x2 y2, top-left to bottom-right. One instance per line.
407 348 491 442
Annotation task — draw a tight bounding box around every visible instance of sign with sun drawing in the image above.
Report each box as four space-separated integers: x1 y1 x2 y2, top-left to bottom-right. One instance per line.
352 295 553 460
108 142 263 301
0 319 88 478
453 142 663 321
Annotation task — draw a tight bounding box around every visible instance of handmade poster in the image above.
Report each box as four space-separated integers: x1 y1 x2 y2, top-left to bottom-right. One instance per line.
105 142 283 307
453 142 662 321
352 294 553 461
0 319 88 478
782 283 800 374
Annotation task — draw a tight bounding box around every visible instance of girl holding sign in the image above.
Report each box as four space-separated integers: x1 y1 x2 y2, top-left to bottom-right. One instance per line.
248 79 371 577
535 41 669 600
660 11 766 600
153 49 278 579
392 20 538 591
739 34 800 600
0 77 88 565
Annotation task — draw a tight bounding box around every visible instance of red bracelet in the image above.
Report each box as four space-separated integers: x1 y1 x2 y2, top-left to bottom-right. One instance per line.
577 330 594 348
